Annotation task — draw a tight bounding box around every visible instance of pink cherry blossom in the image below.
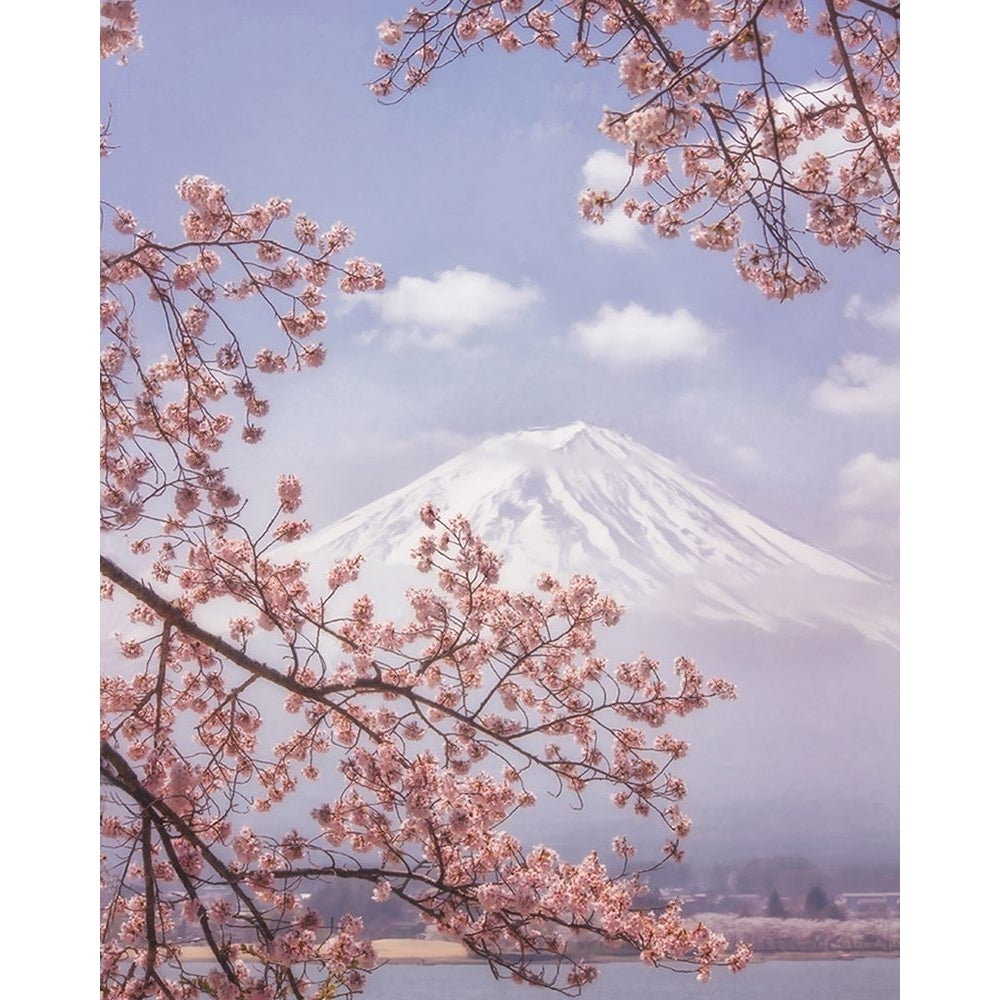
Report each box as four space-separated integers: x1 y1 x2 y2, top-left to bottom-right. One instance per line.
371 0 901 299
102 6 756 997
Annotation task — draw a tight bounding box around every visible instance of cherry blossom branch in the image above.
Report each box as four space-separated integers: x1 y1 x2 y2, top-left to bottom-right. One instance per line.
100 556 383 741
824 0 900 200
372 1 900 298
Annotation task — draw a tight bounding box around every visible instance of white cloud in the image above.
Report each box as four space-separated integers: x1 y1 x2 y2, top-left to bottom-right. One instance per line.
708 432 764 471
844 293 900 334
833 453 899 554
582 149 633 192
835 453 900 515
572 303 718 365
811 353 899 415
581 210 646 250
365 267 541 349
579 149 645 250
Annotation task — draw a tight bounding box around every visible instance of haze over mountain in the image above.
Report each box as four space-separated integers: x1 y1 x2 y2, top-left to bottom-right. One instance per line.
289 422 898 646
280 423 898 866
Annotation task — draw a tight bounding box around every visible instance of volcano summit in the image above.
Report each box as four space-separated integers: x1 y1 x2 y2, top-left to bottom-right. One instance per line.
288 423 897 645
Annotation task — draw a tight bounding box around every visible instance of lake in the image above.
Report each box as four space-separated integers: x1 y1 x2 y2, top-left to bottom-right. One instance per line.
357 958 899 999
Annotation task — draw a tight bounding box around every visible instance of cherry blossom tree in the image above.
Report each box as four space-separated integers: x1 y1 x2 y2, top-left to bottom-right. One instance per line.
371 0 900 300
101 3 749 997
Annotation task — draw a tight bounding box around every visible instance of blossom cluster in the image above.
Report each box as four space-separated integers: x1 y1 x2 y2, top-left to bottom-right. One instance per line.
103 503 748 996
100 173 384 533
100 0 141 63
371 0 900 299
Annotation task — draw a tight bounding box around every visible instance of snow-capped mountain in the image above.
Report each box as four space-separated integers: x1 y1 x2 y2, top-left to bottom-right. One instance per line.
289 423 897 645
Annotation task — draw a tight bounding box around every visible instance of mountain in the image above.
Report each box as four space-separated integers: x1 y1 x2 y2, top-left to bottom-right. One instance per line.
288 423 897 645
279 423 899 864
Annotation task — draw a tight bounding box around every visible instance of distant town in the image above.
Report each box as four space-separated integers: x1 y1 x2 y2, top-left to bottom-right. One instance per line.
319 852 900 956
149 853 899 959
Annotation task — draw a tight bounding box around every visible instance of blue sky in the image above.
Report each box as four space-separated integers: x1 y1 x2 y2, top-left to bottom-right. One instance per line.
100 0 900 575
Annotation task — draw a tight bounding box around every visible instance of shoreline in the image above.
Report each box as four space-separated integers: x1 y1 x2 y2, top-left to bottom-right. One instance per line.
750 950 898 963
369 944 900 966
177 939 899 966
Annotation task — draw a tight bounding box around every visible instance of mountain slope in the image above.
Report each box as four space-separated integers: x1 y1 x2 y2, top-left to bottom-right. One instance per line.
289 423 897 644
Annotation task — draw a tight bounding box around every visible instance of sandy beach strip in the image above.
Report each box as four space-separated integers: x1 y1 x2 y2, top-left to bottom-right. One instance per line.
176 940 898 965
372 938 472 962
176 938 472 964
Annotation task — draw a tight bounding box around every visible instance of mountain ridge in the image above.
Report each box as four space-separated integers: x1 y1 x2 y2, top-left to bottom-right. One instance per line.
287 423 897 645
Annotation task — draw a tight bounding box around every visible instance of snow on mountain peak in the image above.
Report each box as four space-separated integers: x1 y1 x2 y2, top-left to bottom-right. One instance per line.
288 424 897 645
